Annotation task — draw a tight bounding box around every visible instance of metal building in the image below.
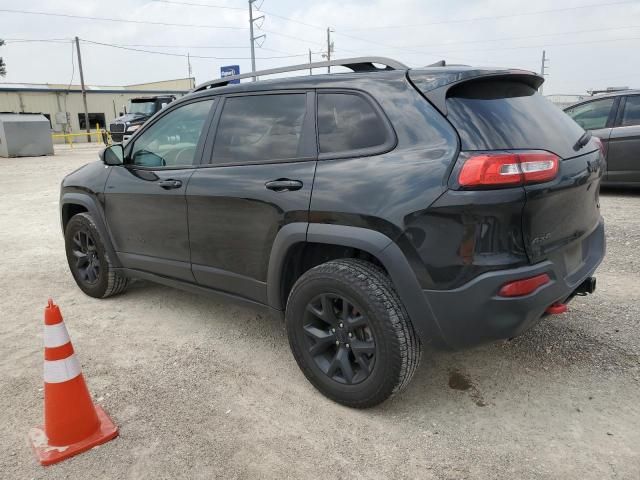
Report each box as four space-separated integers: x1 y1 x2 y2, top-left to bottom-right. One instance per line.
0 78 194 143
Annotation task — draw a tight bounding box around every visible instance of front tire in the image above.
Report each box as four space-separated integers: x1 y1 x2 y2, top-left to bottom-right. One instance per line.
64 212 128 298
285 259 421 408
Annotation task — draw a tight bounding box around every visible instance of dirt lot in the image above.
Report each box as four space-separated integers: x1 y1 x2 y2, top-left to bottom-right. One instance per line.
1 145 639 479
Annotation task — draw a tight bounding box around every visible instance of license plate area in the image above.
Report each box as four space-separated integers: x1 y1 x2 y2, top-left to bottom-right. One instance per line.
564 241 584 276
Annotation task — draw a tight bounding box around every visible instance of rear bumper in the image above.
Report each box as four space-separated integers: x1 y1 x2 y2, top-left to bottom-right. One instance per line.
424 219 605 349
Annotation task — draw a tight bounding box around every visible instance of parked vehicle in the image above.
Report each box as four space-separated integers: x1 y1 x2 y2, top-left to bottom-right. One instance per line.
565 90 640 186
109 95 175 143
60 57 605 407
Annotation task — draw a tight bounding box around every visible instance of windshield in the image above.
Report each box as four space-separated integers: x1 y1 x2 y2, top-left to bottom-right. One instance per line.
129 101 156 116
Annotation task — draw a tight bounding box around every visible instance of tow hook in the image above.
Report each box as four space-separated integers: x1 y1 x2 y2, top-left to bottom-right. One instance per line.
545 277 597 315
546 302 568 315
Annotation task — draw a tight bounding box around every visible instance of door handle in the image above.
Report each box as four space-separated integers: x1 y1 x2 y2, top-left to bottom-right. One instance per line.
265 179 303 192
158 179 183 190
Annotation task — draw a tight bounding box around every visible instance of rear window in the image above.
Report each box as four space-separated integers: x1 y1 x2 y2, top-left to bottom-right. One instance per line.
317 93 389 154
446 79 586 159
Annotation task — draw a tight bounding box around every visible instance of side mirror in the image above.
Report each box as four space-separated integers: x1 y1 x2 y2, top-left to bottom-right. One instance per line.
100 144 124 166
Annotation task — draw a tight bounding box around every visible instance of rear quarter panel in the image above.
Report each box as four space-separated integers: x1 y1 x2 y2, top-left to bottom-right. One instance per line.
309 76 459 287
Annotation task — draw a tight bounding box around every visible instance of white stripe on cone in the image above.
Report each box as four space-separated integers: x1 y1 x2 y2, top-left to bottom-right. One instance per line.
44 323 71 348
44 355 81 383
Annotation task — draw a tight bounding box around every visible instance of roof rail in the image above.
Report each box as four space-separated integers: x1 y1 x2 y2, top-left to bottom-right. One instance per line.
192 56 409 92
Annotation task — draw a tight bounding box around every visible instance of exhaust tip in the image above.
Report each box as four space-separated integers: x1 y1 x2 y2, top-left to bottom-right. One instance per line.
576 277 597 296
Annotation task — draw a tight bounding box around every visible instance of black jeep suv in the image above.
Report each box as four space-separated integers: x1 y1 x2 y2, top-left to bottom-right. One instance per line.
60 57 605 408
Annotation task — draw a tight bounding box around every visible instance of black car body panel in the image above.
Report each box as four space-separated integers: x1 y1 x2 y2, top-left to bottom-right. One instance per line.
61 64 606 350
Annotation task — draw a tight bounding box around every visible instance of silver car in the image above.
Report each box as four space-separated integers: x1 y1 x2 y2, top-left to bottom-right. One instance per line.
565 90 640 186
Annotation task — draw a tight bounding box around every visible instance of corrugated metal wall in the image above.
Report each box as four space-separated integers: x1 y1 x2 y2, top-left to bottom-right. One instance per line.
0 81 192 143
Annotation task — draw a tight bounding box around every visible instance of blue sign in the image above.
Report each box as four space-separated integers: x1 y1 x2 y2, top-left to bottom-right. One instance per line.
221 65 240 84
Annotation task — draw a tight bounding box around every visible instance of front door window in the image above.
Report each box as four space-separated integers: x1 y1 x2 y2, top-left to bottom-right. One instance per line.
130 100 214 168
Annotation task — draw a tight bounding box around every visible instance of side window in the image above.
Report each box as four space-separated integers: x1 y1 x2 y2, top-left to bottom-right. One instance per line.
565 98 615 130
212 94 307 164
317 93 389 154
621 96 640 127
130 100 213 168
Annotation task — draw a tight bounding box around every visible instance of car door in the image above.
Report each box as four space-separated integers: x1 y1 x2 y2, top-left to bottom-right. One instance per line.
564 96 618 180
606 94 640 184
104 97 216 281
186 91 316 303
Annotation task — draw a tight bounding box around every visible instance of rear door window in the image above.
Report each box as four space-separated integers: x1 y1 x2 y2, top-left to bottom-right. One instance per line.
317 93 390 155
565 97 616 130
211 94 307 164
621 95 640 127
446 79 589 159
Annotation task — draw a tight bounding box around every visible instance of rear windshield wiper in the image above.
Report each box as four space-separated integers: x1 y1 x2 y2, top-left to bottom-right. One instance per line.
573 131 592 151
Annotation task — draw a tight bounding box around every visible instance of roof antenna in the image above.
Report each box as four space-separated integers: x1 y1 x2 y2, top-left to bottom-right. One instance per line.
426 60 446 67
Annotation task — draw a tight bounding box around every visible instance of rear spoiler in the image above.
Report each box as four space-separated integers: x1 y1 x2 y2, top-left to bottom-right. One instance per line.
408 68 543 116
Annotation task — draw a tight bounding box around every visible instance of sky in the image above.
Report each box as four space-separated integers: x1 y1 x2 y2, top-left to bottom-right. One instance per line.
0 0 639 94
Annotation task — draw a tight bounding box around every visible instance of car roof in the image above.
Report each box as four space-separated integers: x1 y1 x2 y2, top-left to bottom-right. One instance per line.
181 70 407 101
181 64 541 104
566 89 640 108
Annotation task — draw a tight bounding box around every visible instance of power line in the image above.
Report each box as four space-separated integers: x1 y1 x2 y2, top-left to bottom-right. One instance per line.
66 41 75 92
150 0 245 10
261 29 325 48
332 23 640 60
79 38 309 59
3 38 72 44
2 37 315 58
257 9 326 31
339 0 640 30
395 25 640 50
146 1 346 52
412 35 640 56
149 0 328 31
0 8 248 30
110 43 248 49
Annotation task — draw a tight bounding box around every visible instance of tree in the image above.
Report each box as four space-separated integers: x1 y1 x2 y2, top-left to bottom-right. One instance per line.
0 39 5 77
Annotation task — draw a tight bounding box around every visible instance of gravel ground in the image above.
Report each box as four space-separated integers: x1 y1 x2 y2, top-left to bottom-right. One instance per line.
1 146 639 479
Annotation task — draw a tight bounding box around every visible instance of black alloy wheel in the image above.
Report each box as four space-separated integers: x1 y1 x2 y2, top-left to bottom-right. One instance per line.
64 212 129 298
71 230 101 285
285 259 422 408
303 293 377 385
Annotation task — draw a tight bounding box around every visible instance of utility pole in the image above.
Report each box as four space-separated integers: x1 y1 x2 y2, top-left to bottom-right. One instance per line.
309 49 312 75
248 0 265 81
326 28 333 73
540 50 549 94
75 37 90 142
187 52 193 87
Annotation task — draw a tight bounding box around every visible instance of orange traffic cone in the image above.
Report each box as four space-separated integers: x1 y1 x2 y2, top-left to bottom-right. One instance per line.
28 299 118 466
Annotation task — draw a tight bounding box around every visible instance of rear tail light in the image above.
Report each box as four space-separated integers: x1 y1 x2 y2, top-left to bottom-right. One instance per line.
458 151 559 188
498 273 551 297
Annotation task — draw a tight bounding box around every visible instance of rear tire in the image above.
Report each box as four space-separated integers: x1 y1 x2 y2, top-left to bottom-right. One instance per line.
64 212 128 298
285 259 421 408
